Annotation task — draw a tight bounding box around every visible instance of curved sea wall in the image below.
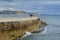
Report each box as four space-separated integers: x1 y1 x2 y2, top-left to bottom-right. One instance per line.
0 17 41 40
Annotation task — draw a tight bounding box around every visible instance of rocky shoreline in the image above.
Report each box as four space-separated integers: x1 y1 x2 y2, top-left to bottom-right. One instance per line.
0 11 47 40
0 17 42 40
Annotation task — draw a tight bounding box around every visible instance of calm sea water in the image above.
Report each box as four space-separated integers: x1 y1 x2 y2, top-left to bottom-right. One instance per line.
19 14 60 40
0 14 60 40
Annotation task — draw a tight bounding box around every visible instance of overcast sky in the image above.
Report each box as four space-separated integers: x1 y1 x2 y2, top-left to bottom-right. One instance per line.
0 0 60 14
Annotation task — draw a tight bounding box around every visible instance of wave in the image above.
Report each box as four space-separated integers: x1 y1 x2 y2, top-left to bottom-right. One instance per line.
20 26 47 39
31 27 47 35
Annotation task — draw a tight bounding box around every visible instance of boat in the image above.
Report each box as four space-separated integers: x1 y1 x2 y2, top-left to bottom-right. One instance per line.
0 11 47 40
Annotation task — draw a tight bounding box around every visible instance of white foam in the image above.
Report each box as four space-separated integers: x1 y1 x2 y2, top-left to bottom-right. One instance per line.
21 32 31 38
31 27 47 35
40 27 47 34
21 27 47 38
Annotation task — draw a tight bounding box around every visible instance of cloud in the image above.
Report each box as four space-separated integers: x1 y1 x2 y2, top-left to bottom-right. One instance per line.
0 7 15 11
0 0 60 14
0 8 5 11
41 1 60 5
0 0 60 2
0 0 13 2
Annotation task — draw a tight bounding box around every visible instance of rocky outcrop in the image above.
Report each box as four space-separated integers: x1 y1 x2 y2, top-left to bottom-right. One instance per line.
0 17 41 40
41 21 47 26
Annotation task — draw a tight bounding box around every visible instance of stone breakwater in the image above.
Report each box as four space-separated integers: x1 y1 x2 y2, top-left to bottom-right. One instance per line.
0 17 41 40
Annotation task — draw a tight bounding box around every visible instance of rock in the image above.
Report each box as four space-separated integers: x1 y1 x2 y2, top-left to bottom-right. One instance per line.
41 21 48 26
0 17 41 40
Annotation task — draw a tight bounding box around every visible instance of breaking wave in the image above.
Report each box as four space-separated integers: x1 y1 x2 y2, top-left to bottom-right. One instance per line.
31 26 47 35
20 26 47 39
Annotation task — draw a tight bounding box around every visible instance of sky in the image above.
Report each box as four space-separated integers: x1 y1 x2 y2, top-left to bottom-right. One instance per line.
0 0 60 14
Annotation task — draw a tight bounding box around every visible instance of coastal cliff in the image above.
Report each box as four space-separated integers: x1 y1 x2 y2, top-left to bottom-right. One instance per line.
0 10 47 40
0 17 42 40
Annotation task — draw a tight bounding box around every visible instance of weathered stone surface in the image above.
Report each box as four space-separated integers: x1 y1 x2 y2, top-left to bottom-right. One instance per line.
0 17 41 40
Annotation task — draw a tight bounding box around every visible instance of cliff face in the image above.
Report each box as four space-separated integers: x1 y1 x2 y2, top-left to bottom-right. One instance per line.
0 17 41 40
